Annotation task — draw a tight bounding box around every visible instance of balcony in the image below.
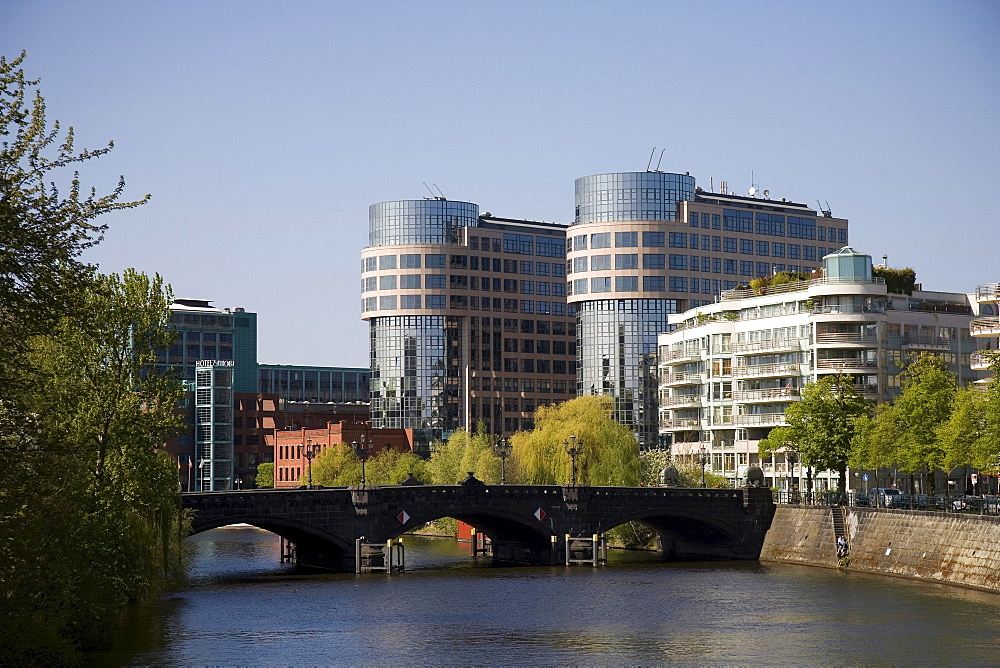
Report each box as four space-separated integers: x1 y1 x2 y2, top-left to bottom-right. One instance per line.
720 276 885 301
971 317 1000 337
734 413 786 427
732 387 800 403
731 340 801 355
661 371 704 387
815 358 877 372
660 418 701 431
901 335 952 351
732 363 801 379
660 348 703 365
663 395 702 408
815 332 878 346
853 384 880 399
971 352 997 370
975 283 1000 303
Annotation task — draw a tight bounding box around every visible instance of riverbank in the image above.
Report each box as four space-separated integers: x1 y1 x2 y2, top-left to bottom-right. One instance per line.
760 505 1000 592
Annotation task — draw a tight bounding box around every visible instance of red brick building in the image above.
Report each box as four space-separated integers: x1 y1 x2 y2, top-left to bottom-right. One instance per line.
270 422 415 488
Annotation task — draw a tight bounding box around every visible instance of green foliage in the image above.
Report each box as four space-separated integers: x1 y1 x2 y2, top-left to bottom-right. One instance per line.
749 271 811 295
939 355 1000 473
311 444 431 486
0 52 149 392
872 266 917 295
256 462 274 488
779 374 871 492
0 55 177 663
638 449 671 486
852 355 954 494
511 395 640 485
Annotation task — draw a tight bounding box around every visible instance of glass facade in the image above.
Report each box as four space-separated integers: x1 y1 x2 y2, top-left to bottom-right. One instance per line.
369 199 480 247
257 365 370 403
574 172 696 224
577 299 677 447
160 304 258 394
369 315 454 440
195 361 234 491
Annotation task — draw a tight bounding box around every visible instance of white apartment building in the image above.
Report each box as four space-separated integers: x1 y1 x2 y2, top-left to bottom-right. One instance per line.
658 247 981 491
971 282 1000 382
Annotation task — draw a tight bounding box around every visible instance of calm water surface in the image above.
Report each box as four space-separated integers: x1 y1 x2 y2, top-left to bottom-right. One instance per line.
92 527 1000 666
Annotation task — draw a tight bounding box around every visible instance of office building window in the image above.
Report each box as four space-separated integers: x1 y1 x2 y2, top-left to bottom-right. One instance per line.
723 237 737 253
669 232 687 248
400 254 421 268
379 255 397 270
643 276 666 292
756 262 770 276
591 255 611 271
690 255 699 271
669 276 687 292
615 254 638 269
772 243 785 258
400 295 421 309
740 260 754 276
690 278 700 293
379 295 397 309
591 277 611 293
643 254 665 269
379 275 397 290
712 236 721 252
426 274 446 289
425 295 445 308
712 258 722 273
740 239 753 254
590 233 611 248
701 213 710 228
572 257 588 273
701 257 711 272
689 212 698 227
615 276 638 292
788 244 801 259
572 235 587 251
425 254 445 268
669 254 687 270
642 231 665 247
724 259 737 274
615 231 638 247
756 241 769 256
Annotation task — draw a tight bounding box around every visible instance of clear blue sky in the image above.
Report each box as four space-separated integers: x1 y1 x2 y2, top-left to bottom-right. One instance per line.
4 1 998 367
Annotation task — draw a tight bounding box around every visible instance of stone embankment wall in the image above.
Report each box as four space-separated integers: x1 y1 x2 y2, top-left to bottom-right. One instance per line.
761 506 1000 592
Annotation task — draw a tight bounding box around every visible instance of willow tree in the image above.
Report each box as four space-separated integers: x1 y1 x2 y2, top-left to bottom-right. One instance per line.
511 395 640 486
427 427 500 484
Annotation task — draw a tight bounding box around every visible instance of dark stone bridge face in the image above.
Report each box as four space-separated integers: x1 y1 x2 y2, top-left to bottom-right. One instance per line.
183 484 775 570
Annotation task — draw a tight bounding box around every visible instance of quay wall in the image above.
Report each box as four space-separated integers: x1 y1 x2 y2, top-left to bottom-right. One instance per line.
760 506 1000 592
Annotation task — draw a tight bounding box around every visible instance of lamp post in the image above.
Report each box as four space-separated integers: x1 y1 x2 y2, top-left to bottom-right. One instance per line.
352 435 369 486
699 446 708 488
493 437 511 484
564 435 582 486
787 450 798 501
234 476 242 491
199 459 206 492
300 437 316 489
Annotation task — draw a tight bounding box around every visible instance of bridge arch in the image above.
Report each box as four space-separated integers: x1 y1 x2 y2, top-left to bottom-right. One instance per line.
189 512 354 564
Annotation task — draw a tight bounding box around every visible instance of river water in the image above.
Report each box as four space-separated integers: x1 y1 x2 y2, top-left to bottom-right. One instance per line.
91 526 1000 666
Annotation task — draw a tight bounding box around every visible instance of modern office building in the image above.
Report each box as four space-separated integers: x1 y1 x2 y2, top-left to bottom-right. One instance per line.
361 199 576 451
568 172 850 448
159 299 371 490
657 248 980 490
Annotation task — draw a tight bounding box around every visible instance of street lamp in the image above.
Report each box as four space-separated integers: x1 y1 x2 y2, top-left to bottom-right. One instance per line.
787 450 798 499
493 437 511 484
698 446 708 488
300 437 316 489
564 435 582 486
234 476 242 491
352 435 369 486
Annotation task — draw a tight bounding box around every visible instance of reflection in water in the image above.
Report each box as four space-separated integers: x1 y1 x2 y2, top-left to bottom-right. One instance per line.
91 527 1000 666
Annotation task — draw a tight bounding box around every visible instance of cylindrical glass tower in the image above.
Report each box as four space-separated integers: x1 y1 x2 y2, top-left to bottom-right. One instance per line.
569 172 696 448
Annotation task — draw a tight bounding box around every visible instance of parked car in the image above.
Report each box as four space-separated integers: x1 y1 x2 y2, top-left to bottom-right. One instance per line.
869 488 902 508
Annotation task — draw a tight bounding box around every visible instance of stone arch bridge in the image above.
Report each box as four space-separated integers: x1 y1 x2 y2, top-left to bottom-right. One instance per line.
183 482 775 571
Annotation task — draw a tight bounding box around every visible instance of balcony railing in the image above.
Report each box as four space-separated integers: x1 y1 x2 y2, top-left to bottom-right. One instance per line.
971 317 1000 336
734 413 786 426
660 348 703 364
659 418 701 430
661 371 704 386
731 340 801 354
720 276 884 301
732 387 800 402
971 352 997 370
732 363 801 378
901 335 953 349
975 283 1000 303
815 333 878 345
815 358 877 370
663 394 703 407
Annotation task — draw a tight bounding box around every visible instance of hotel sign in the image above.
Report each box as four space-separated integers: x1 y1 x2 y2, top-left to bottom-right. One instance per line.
196 360 234 367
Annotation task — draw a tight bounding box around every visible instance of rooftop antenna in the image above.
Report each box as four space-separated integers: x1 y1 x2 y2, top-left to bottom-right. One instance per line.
646 147 657 171
817 200 832 217
655 149 665 172
825 200 832 216
882 254 888 267
432 183 446 200
423 182 436 199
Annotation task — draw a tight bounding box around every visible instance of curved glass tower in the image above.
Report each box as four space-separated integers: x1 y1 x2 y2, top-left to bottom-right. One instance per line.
569 172 696 447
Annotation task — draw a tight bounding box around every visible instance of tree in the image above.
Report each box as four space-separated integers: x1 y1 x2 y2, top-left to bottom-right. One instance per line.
256 462 274 488
310 444 430 486
854 355 955 494
511 395 640 486
0 52 148 394
778 374 871 493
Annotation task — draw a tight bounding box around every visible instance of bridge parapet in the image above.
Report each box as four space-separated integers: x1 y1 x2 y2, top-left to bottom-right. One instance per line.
183 484 775 570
